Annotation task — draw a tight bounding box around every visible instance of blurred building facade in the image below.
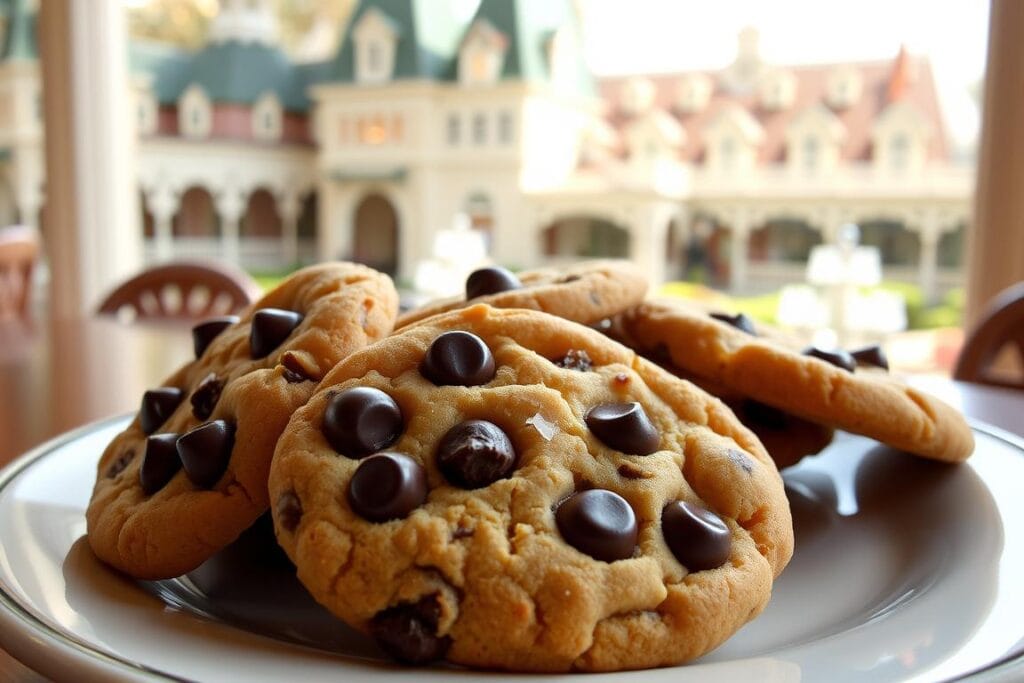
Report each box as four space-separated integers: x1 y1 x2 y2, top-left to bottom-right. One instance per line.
0 0 972 297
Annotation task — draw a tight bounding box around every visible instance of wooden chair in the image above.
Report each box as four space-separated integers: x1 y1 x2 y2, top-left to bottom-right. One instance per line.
954 281 1024 389
96 261 262 322
0 227 40 320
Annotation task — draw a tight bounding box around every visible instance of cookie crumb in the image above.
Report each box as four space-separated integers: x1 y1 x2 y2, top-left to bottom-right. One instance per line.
525 413 558 441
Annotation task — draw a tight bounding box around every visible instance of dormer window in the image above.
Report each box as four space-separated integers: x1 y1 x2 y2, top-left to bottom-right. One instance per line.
889 133 910 171
872 101 930 173
459 19 507 86
720 137 736 170
674 74 712 114
785 104 845 174
826 66 863 109
353 7 400 84
703 105 764 173
802 136 819 171
179 84 211 139
136 91 158 136
252 92 282 142
759 69 796 111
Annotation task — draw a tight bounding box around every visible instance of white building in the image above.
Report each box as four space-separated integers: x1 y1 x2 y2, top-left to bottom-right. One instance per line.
0 0 972 300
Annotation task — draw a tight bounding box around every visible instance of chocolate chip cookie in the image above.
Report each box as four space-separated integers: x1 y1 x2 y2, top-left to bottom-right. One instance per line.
269 304 793 671
395 260 647 329
86 263 398 579
615 301 974 463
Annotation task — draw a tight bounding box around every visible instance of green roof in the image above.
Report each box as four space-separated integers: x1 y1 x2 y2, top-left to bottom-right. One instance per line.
463 0 594 95
0 0 37 61
329 0 467 82
130 41 191 103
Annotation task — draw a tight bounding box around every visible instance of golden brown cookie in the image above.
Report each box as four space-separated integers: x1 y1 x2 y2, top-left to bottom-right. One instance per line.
269 305 793 672
86 263 398 579
395 260 647 329
615 300 974 463
600 311 834 469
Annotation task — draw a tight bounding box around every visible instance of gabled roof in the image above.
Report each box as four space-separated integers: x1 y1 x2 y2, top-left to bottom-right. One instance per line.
600 49 949 164
461 0 594 95
131 39 313 112
328 0 467 82
0 0 36 62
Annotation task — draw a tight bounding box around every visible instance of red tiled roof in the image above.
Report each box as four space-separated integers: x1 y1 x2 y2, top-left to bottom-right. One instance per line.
598 49 949 164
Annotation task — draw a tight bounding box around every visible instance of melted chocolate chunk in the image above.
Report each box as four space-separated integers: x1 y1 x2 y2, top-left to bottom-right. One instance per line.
710 311 757 336
617 462 648 480
250 308 304 359
139 433 182 495
465 266 522 300
190 373 224 420
348 452 428 522
742 400 788 430
368 595 451 665
106 449 136 479
850 344 889 371
281 352 314 383
322 387 404 459
554 348 593 372
437 420 517 489
192 316 239 359
139 387 184 435
177 419 235 488
803 346 856 373
276 491 303 532
556 489 638 562
662 501 731 571
585 402 660 455
420 331 496 387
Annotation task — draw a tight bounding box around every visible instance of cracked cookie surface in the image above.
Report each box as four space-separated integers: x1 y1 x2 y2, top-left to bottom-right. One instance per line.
395 260 647 329
614 300 974 463
269 305 793 672
86 263 398 579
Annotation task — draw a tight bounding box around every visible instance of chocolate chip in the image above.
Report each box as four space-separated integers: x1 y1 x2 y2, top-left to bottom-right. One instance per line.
803 346 856 372
348 452 428 522
250 308 304 359
742 400 787 429
281 352 315 383
850 344 889 371
437 420 517 489
276 491 303 532
139 387 184 435
106 449 136 479
139 433 182 495
177 419 235 488
420 331 495 387
192 315 239 358
465 266 521 299
368 595 451 665
556 489 637 562
190 373 224 420
617 462 648 479
559 274 582 283
452 525 474 540
585 402 660 455
323 387 404 459
554 348 592 371
710 312 757 335
662 501 731 571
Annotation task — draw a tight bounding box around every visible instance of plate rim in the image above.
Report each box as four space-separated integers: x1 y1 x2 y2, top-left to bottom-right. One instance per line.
1 413 1023 682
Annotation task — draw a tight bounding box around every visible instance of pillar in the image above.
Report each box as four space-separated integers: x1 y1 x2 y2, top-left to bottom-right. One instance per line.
965 0 1024 326
148 186 177 262
917 215 942 306
216 190 244 266
39 0 141 316
279 192 301 268
728 210 752 294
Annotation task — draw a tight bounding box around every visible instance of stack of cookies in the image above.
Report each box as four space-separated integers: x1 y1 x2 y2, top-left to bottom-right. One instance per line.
86 259 974 672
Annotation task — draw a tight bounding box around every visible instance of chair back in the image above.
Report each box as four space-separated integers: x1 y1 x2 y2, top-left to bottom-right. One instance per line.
0 227 39 320
954 281 1024 389
97 261 261 322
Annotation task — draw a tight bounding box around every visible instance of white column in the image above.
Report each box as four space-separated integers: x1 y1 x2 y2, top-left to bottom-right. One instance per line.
918 229 941 306
729 210 752 294
216 190 245 266
40 0 141 316
148 186 177 262
279 192 301 268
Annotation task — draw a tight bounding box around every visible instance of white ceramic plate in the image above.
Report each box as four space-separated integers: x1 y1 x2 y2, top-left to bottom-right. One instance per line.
1 415 1023 682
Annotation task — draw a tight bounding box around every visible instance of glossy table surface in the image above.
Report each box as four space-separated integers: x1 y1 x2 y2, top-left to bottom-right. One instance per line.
1 316 1022 682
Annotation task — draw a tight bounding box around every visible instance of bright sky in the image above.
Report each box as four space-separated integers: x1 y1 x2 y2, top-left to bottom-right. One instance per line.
577 0 990 149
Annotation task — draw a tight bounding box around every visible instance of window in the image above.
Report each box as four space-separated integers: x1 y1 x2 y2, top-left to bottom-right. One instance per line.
890 133 910 171
353 8 399 84
367 42 382 73
447 114 460 145
252 92 282 142
498 111 513 144
803 136 819 172
472 113 487 145
720 137 736 170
